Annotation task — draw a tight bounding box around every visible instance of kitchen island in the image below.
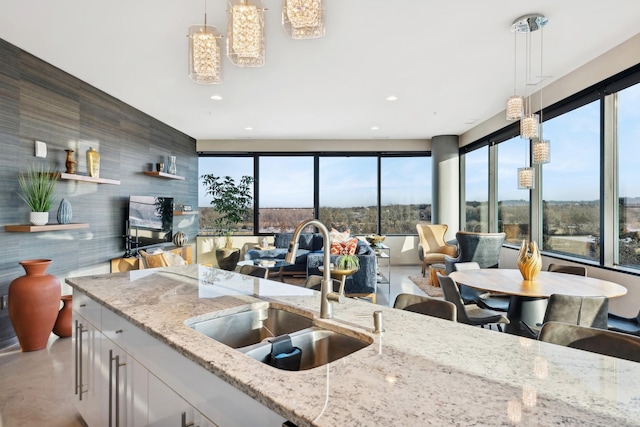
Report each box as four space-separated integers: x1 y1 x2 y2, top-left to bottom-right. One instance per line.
66 264 640 426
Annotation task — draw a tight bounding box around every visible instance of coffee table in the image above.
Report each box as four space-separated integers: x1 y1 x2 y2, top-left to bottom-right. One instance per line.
449 268 627 335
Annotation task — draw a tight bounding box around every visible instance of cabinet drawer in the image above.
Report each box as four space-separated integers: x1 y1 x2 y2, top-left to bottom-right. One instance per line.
102 306 152 358
72 291 101 328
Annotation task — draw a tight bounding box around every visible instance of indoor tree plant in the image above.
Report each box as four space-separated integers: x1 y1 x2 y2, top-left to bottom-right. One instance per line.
201 174 254 270
17 164 60 226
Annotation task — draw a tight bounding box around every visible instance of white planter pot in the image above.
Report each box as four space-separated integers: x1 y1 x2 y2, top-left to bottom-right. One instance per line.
30 212 49 226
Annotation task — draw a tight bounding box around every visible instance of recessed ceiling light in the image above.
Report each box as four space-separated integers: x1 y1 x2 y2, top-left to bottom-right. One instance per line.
371 126 380 130
386 96 398 101
210 95 223 100
244 126 253 131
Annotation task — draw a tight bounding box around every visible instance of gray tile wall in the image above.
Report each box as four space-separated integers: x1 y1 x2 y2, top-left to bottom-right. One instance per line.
0 38 198 346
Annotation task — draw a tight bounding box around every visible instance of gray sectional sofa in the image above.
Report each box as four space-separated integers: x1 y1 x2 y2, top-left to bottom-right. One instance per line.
244 233 378 297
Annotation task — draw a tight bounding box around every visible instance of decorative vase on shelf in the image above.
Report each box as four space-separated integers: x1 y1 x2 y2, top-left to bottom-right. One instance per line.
87 147 100 178
52 295 72 338
173 231 188 247
57 198 72 224
30 212 49 226
64 149 75 174
517 240 542 281
168 156 177 175
8 259 62 351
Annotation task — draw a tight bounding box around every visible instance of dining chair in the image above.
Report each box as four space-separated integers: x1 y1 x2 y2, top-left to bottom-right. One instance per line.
444 231 506 274
416 223 458 277
539 321 640 363
451 262 510 312
393 293 456 321
608 309 640 336
437 273 509 332
304 275 343 292
238 264 269 279
520 293 609 339
548 263 587 276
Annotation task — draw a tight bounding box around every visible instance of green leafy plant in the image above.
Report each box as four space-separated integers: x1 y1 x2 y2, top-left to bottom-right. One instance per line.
200 174 254 249
17 164 60 212
337 254 360 271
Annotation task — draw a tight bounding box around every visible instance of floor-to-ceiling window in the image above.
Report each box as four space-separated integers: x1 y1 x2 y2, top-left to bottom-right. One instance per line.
464 146 489 232
319 157 377 234
541 100 601 261
617 82 640 268
258 156 314 233
381 156 431 234
198 156 254 235
497 136 530 244
199 153 430 236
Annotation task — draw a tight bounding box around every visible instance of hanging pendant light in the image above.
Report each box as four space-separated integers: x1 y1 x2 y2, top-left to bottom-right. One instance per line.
282 0 325 39
227 0 265 67
518 167 535 190
532 139 550 164
520 114 539 139
188 0 222 85
506 30 524 120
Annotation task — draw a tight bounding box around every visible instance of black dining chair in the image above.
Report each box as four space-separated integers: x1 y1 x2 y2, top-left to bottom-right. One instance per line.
548 263 587 276
520 294 609 339
452 262 510 312
608 309 640 336
539 321 640 363
393 293 457 321
437 273 509 331
238 264 269 279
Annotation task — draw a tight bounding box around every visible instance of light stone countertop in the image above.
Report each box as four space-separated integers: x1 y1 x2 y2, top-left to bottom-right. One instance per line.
66 265 640 426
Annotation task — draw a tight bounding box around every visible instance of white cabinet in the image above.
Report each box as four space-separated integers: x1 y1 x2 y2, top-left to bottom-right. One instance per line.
73 311 104 426
148 374 216 427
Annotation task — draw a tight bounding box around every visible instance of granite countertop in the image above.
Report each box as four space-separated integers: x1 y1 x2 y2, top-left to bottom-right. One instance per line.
66 265 640 426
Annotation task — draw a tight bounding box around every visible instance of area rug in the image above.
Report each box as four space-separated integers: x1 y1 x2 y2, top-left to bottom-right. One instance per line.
409 276 444 298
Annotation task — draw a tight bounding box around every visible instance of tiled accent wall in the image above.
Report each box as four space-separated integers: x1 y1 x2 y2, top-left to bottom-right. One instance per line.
0 39 198 346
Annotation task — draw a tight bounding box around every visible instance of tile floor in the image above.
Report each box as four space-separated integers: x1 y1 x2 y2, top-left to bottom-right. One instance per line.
0 266 424 427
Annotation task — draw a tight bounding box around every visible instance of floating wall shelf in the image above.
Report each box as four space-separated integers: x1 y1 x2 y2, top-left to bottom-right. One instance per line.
60 173 120 185
5 223 90 232
143 171 185 180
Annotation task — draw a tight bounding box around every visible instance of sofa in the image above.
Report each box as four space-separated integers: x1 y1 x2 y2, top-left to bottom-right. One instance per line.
244 233 378 297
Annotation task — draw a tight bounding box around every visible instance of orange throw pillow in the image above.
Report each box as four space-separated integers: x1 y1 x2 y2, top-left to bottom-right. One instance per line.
330 237 358 255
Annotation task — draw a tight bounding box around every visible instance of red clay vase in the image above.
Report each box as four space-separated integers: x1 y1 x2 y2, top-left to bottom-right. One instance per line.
8 259 61 351
52 295 73 338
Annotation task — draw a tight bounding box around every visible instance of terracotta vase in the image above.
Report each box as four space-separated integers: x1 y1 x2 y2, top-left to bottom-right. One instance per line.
517 240 542 281
8 259 61 351
52 295 73 338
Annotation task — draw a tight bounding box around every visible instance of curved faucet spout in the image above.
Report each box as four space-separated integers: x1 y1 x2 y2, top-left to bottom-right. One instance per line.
286 219 343 319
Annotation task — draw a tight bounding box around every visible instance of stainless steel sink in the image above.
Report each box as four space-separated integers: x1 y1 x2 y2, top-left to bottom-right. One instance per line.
188 306 313 349
243 326 372 371
186 305 372 370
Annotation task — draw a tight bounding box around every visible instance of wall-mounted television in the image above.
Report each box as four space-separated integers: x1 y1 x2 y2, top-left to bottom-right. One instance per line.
128 195 173 249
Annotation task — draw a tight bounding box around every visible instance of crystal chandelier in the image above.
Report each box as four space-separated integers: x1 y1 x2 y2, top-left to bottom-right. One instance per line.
188 1 222 84
282 0 325 39
532 138 550 164
227 0 265 67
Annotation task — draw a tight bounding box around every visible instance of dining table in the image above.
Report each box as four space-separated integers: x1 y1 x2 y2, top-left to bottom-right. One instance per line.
449 268 628 336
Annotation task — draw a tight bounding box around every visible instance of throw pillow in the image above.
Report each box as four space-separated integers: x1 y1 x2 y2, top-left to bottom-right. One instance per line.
330 237 358 255
329 228 351 243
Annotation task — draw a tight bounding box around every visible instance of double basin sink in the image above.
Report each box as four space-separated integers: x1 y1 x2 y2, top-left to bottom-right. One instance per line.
186 304 372 371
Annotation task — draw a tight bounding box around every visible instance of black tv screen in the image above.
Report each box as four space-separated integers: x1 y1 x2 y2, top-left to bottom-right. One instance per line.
128 196 173 248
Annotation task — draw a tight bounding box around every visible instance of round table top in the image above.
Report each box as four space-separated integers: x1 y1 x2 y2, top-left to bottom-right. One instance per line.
449 268 627 299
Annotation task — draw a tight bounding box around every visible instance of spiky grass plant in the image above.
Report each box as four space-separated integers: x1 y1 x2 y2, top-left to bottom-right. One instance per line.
17 164 60 212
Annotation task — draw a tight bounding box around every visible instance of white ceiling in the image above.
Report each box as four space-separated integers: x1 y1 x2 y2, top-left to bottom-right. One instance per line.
1 1 639 141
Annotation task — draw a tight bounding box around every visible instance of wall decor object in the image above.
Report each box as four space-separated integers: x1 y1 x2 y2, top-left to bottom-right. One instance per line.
87 147 100 178
168 155 177 175
56 198 72 224
156 162 165 172
52 295 72 338
173 231 188 247
8 259 62 351
64 149 76 174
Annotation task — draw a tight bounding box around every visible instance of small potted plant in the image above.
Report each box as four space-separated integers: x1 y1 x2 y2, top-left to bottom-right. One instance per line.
201 174 254 270
336 254 360 272
17 164 60 226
